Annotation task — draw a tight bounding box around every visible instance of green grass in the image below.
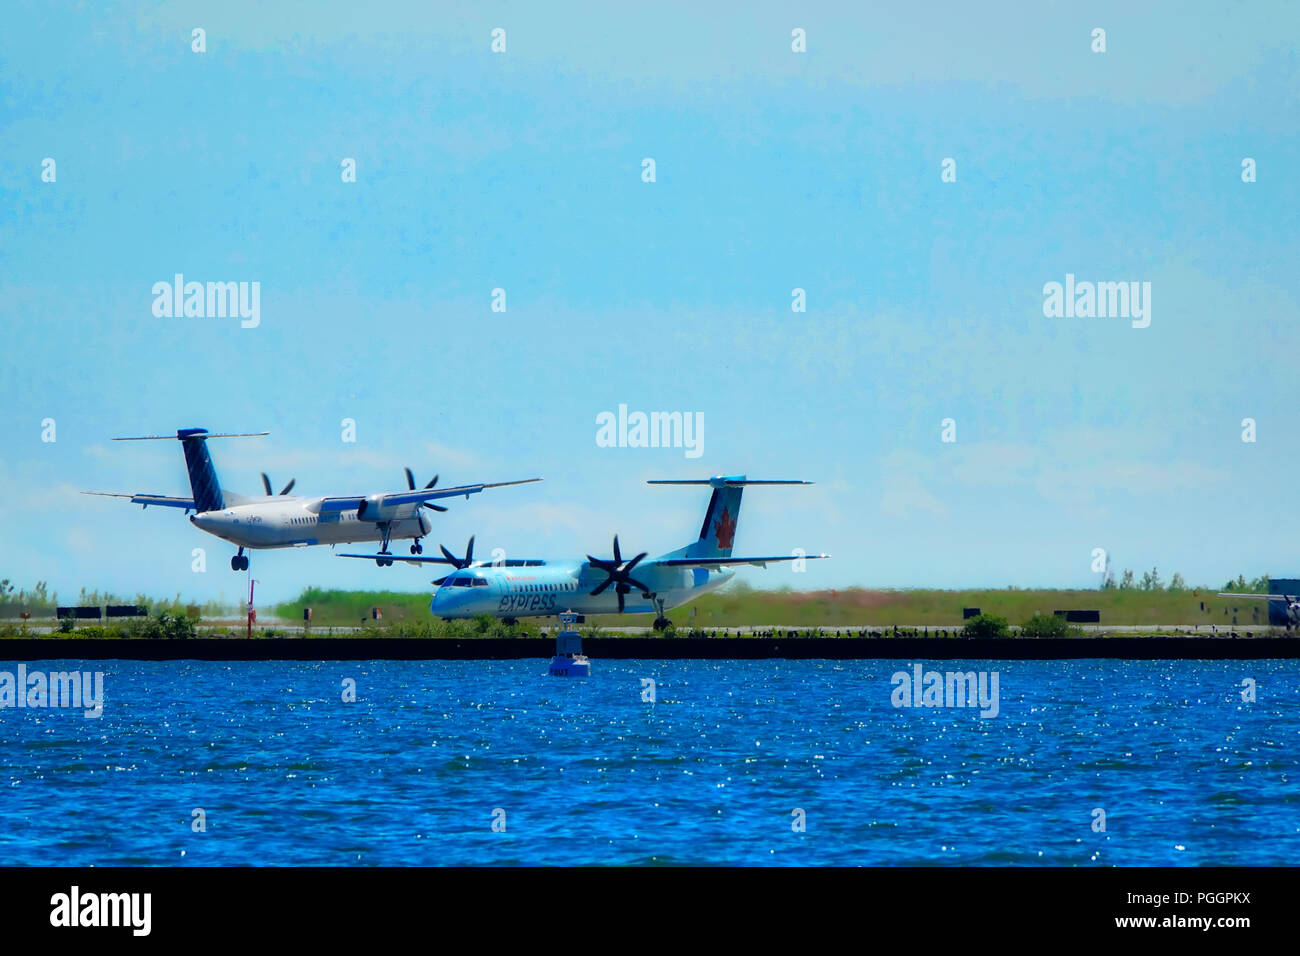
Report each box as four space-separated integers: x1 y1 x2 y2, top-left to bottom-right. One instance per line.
660 582 1259 628
277 587 435 626
275 581 1269 629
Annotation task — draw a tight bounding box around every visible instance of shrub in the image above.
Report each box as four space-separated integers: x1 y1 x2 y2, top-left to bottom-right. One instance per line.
1020 613 1073 638
961 613 1009 639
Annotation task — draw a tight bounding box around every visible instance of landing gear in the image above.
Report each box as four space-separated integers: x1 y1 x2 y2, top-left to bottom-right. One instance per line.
502 617 518 626
409 540 424 555
231 548 249 571
374 522 395 566
651 595 670 631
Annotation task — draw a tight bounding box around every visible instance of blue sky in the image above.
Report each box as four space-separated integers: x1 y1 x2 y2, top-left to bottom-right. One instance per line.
2 1 1298 606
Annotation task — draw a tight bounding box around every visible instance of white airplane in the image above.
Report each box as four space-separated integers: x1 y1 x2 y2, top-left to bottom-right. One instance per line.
85 428 541 570
1217 591 1300 628
341 475 829 629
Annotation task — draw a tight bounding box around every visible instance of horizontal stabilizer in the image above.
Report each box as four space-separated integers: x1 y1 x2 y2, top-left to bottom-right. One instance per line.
656 553 830 569
339 553 458 565
113 432 268 441
83 491 196 511
647 478 814 486
338 553 544 567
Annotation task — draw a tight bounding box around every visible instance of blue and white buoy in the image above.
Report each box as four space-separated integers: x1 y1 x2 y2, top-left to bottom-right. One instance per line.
548 612 591 677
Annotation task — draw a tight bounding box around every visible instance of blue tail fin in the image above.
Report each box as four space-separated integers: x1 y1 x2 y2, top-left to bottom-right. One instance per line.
649 476 815 561
693 483 744 559
649 475 747 560
177 428 225 513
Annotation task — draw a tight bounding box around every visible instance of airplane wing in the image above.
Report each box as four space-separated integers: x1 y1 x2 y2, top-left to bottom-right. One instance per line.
655 553 831 569
83 491 196 511
318 478 542 513
1216 592 1292 601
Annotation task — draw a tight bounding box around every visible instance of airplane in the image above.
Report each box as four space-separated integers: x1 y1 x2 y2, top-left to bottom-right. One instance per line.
84 427 541 571
1216 591 1300 629
340 475 829 629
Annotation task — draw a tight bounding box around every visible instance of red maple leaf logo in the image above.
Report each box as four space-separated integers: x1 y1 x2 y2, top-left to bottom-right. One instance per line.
713 507 736 550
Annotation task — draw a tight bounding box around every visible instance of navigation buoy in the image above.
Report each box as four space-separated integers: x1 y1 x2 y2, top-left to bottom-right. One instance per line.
548 611 591 677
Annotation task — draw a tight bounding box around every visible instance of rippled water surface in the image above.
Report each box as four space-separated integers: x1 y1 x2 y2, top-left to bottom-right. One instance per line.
1 659 1296 865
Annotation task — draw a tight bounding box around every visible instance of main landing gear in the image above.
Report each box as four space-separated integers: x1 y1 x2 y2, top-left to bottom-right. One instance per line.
651 595 671 631
230 547 249 571
374 522 396 566
409 538 424 555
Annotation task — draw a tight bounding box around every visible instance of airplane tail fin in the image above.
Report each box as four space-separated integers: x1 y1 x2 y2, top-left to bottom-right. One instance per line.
113 428 268 514
648 476 812 560
177 429 225 513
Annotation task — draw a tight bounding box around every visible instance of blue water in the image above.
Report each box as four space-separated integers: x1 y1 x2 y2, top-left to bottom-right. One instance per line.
1 659 1296 865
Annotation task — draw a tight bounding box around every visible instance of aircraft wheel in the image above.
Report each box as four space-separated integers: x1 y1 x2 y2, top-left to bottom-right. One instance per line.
502 617 517 626
652 616 671 631
231 556 240 571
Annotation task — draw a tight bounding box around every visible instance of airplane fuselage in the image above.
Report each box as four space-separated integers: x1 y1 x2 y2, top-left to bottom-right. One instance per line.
431 561 736 619
190 497 429 550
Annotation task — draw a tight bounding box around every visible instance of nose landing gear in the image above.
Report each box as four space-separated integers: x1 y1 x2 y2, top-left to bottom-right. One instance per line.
230 547 249 571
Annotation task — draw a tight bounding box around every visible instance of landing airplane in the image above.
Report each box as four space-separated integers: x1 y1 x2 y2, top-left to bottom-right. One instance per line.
341 475 829 629
85 428 541 570
1217 591 1300 629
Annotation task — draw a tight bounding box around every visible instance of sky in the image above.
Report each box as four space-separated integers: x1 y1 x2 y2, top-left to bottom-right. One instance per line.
1 1 1298 606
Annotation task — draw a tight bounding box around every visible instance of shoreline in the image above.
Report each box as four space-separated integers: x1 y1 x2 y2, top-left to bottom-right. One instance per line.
1 635 1297 660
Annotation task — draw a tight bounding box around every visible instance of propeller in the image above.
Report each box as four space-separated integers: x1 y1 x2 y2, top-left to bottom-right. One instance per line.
432 536 476 585
405 467 447 512
587 535 652 613
261 472 296 496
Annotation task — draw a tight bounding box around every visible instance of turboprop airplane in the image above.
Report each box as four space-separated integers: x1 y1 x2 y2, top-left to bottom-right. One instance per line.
340 475 829 629
84 428 541 571
1217 591 1300 629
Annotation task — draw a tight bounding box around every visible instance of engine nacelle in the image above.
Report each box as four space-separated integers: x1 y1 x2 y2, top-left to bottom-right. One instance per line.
356 494 401 522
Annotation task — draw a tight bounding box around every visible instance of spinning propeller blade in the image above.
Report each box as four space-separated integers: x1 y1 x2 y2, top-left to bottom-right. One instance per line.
587 535 651 613
406 469 447 510
261 472 295 495
438 536 476 570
